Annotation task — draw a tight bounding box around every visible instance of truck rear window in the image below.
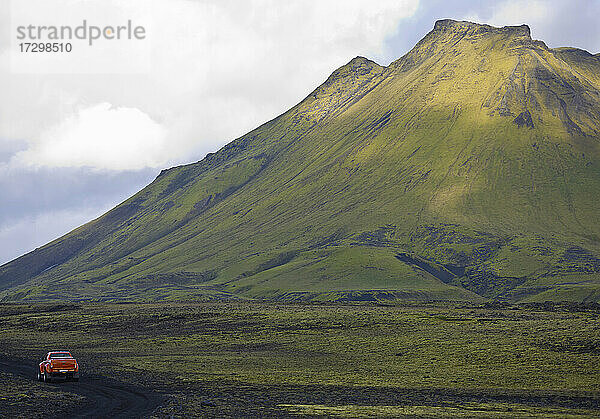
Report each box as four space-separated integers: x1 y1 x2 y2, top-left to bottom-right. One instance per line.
49 353 72 358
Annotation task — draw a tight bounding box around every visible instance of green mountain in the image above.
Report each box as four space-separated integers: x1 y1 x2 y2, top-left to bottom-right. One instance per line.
3 20 600 303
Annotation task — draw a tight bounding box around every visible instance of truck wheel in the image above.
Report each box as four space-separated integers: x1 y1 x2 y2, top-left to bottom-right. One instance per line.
43 371 52 383
37 370 42 381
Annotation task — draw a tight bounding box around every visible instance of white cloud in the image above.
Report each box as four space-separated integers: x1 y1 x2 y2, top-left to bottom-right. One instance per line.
469 0 555 28
1 0 419 171
12 103 168 170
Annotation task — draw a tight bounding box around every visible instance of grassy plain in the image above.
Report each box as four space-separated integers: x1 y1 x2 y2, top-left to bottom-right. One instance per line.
0 302 599 417
0 370 86 418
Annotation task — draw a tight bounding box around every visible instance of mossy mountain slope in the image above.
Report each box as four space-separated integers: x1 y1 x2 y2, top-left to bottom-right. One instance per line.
2 20 600 302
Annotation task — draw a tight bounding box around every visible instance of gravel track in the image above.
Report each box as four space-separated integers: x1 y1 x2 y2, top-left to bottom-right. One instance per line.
0 355 164 418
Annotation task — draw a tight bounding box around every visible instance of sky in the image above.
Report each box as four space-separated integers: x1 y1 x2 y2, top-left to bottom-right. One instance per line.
1 0 599 265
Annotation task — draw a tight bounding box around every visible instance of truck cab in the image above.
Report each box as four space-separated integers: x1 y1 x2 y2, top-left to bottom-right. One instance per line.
38 351 80 382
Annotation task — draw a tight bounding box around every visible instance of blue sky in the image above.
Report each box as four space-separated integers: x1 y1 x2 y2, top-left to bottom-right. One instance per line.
1 0 600 265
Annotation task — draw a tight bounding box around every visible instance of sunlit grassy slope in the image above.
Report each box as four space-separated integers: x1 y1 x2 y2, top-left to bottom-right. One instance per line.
2 20 600 302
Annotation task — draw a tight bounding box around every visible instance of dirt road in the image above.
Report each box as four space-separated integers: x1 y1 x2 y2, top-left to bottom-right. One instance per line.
0 355 164 418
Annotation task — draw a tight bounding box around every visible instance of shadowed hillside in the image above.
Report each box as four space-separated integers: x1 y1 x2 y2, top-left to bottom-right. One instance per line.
2 20 600 302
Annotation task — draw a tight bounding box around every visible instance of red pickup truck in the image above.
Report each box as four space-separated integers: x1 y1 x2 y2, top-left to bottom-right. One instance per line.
38 351 80 382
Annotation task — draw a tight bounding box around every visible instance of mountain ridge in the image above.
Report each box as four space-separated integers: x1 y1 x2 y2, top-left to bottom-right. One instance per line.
2 20 600 303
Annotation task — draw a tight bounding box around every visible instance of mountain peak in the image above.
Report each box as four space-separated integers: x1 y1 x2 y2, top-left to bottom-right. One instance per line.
319 55 382 88
433 19 531 39
390 19 533 74
3 20 600 304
